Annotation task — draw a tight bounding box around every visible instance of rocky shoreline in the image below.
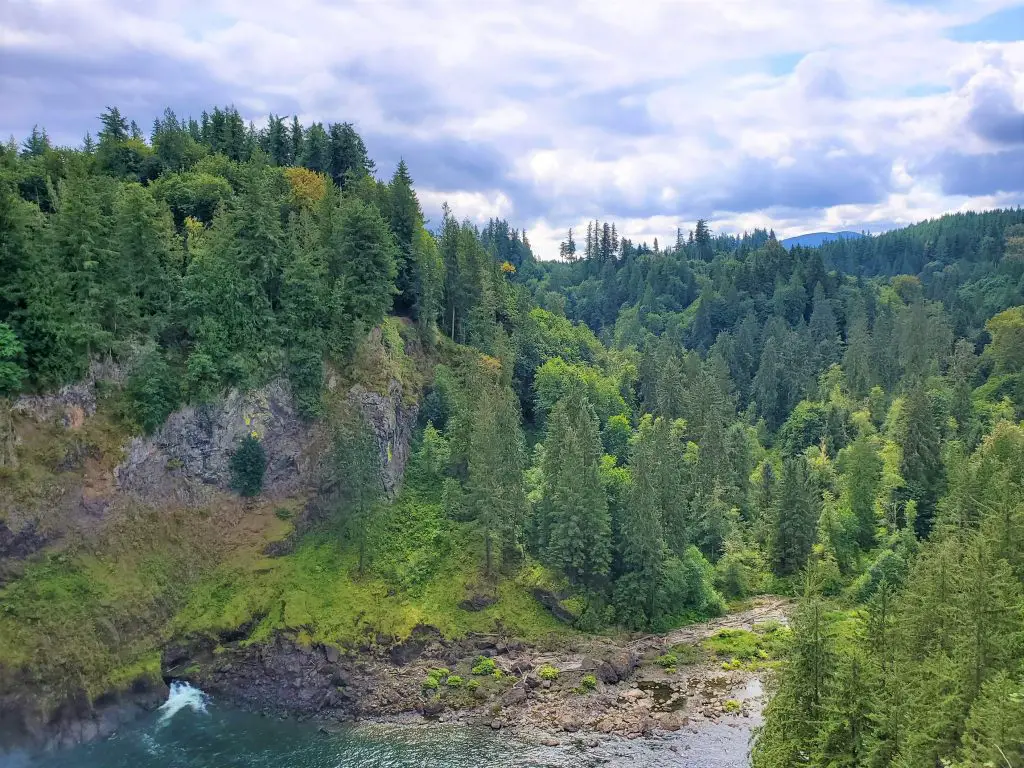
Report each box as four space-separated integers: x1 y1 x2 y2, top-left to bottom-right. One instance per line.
165 597 789 746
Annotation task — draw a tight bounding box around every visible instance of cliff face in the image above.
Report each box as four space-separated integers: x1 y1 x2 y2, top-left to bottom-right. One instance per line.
113 376 417 507
0 355 421 752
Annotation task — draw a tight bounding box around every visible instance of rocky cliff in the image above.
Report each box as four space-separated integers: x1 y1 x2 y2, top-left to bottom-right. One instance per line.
1 355 421 753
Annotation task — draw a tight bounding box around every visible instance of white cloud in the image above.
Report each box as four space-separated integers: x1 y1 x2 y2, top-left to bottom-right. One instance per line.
2 0 1023 259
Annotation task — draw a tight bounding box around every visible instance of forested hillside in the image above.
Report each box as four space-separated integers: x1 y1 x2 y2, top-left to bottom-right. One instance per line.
1 108 1023 765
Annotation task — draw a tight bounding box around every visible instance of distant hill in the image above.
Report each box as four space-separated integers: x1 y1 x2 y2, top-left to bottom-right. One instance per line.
781 231 864 249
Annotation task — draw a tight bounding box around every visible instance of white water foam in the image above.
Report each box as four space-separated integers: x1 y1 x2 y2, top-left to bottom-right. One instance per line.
157 682 209 725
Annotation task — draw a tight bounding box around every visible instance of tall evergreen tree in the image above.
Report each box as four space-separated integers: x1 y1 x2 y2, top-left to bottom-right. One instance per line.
540 380 612 589
769 456 820 576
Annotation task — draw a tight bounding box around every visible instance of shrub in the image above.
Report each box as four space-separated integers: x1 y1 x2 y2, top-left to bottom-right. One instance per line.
667 643 705 665
466 679 480 691
472 657 497 676
580 674 597 691
274 508 293 521
230 435 266 497
724 699 742 714
538 664 559 681
656 652 678 668
422 667 450 691
446 675 463 687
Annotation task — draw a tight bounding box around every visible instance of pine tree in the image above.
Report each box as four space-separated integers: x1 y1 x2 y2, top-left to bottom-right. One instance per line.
613 416 667 628
899 384 944 535
387 160 422 314
328 414 383 575
541 380 612 589
809 282 840 368
467 367 527 575
839 434 883 549
769 456 820 576
290 116 304 165
300 123 331 175
281 210 328 418
329 196 398 333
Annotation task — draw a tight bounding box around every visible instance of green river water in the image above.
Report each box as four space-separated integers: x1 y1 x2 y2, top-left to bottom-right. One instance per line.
3 683 757 767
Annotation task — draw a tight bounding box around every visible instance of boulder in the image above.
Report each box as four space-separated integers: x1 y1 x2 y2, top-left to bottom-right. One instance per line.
502 687 528 706
422 698 445 717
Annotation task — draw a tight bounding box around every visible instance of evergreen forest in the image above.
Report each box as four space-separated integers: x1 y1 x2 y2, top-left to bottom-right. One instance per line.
2 108 1023 767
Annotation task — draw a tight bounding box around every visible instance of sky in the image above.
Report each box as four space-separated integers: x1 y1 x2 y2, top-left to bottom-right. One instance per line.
2 0 1024 259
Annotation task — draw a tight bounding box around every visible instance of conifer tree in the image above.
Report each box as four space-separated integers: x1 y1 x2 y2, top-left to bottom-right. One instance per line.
614 415 679 628
541 380 612 589
387 160 422 313
769 456 819 576
329 195 398 333
467 366 527 575
839 434 882 549
898 384 944 535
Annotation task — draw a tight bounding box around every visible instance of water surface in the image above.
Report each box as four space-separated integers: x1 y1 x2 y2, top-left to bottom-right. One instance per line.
8 683 756 767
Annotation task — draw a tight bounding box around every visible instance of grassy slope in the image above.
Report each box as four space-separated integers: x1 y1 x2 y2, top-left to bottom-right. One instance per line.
172 490 569 653
0 322 564 713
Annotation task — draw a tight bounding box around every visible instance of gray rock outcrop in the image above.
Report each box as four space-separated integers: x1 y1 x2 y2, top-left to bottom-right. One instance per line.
115 377 417 506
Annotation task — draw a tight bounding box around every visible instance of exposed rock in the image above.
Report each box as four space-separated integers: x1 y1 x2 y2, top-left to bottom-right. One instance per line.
115 379 320 505
0 673 166 753
0 521 49 563
12 359 122 429
490 719 503 730
502 687 528 706
422 698 445 717
458 593 498 612
603 650 639 683
114 377 417 507
347 380 417 498
532 588 577 624
389 625 443 666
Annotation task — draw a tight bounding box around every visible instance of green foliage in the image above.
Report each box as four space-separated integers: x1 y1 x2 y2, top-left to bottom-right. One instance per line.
445 675 464 687
125 350 179 433
655 652 678 668
533 356 627 427
421 675 439 691
601 413 632 464
651 547 725 631
230 435 266 497
704 624 791 666
538 664 559 681
471 656 497 675
0 322 26 394
984 305 1024 374
768 456 819 576
538 379 611 589
580 674 598 691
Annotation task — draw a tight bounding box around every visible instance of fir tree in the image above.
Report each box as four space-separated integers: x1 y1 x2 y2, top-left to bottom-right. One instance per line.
541 380 612 589
769 456 819 576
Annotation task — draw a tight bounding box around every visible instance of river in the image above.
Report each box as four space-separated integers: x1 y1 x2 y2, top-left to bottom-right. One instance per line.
4 681 760 767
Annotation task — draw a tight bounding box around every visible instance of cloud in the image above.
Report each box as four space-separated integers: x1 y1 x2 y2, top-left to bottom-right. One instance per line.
963 59 1024 144
2 0 1024 258
928 147 1024 195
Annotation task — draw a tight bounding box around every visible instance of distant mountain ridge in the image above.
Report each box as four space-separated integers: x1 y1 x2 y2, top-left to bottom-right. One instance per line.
781 230 864 249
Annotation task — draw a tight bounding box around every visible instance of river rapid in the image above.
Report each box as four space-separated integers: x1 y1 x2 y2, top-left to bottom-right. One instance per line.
4 681 761 768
